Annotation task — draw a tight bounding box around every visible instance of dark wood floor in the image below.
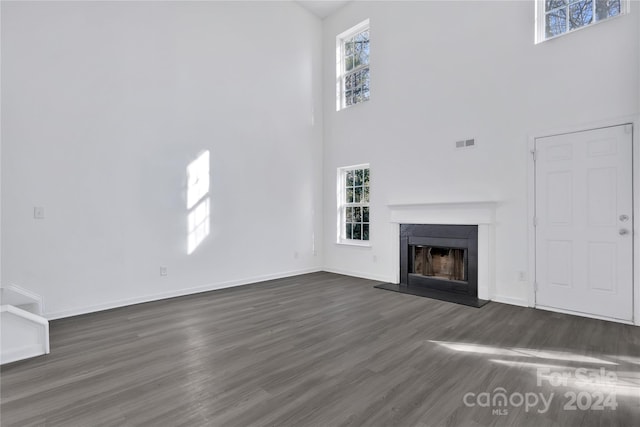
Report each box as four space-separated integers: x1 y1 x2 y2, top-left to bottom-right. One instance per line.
2 272 639 426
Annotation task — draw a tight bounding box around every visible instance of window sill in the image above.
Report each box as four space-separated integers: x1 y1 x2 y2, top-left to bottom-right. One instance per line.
535 10 628 44
337 97 370 112
336 240 372 248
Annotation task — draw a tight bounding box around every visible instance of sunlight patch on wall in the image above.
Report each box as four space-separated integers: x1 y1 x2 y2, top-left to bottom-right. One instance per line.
187 151 210 210
187 150 210 255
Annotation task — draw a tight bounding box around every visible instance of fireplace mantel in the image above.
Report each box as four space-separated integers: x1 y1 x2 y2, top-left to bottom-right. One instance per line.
387 201 497 300
387 201 497 225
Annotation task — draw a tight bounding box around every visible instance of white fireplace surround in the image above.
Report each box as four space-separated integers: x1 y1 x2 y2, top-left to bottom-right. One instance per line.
388 201 497 300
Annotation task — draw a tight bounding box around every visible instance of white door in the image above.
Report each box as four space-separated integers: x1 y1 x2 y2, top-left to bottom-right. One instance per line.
535 124 633 321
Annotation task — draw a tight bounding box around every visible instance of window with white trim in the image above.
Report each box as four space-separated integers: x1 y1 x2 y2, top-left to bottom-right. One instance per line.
536 0 629 42
336 20 370 111
338 165 370 243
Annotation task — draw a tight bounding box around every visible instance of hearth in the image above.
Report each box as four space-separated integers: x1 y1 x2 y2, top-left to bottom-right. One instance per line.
375 223 489 307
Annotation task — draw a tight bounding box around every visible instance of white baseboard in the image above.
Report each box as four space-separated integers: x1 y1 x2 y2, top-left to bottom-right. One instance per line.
491 295 530 308
43 268 545 321
322 267 393 284
46 267 322 320
536 304 635 325
1 345 46 365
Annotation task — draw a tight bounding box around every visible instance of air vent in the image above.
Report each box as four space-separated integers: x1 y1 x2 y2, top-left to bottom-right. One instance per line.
455 138 476 149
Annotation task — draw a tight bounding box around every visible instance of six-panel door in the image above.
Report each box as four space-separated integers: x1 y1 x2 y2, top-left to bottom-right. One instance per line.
535 125 633 321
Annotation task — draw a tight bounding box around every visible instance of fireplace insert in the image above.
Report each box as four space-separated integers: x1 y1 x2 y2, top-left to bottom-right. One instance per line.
400 224 478 297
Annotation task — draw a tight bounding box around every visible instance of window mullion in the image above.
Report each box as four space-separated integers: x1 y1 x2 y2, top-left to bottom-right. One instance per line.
539 0 627 43
339 166 370 243
337 20 369 110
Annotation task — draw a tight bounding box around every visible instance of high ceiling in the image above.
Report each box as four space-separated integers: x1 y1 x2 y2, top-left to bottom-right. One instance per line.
295 1 351 19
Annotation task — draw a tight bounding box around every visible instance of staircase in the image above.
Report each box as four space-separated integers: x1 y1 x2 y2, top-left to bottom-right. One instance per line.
1 284 50 365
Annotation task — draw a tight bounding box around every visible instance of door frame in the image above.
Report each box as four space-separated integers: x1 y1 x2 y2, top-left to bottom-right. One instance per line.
527 115 640 325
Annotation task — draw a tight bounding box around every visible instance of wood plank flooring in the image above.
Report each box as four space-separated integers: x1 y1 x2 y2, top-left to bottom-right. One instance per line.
1 272 639 426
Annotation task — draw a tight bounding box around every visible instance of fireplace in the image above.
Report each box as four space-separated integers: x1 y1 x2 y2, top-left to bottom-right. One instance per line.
378 201 495 307
376 220 488 307
400 224 478 296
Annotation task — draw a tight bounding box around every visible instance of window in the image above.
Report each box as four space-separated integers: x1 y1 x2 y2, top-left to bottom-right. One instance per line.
536 0 629 42
338 165 370 244
336 20 370 111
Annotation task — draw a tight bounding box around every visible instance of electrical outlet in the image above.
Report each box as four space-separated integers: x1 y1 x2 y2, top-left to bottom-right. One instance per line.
518 271 526 281
373 255 378 263
34 207 45 219
160 266 168 276
294 251 299 259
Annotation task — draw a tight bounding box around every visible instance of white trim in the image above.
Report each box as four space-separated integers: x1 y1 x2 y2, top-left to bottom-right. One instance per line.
491 295 529 308
0 345 47 365
391 223 401 284
633 118 640 327
336 18 370 111
1 283 43 305
336 240 372 248
534 0 544 44
323 267 393 284
0 283 44 315
1 304 50 363
387 201 497 225
387 203 497 300
536 304 635 325
478 224 493 300
45 268 322 320
336 19 370 45
527 115 640 326
1 304 49 327
337 164 371 244
527 135 537 308
535 0 631 44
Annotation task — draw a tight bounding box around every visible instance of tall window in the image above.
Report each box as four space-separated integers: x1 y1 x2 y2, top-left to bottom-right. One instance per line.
336 19 370 111
338 165 370 244
537 0 628 42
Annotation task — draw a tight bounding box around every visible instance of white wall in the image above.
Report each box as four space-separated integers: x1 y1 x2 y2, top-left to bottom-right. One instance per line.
1 1 324 318
0 2 3 290
2 1 639 319
322 1 640 303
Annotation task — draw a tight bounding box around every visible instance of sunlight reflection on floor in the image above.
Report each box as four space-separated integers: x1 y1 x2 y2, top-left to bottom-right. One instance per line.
429 340 616 365
428 340 640 399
